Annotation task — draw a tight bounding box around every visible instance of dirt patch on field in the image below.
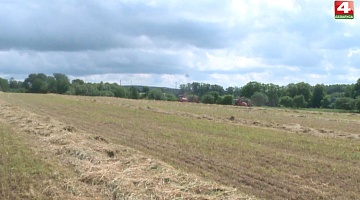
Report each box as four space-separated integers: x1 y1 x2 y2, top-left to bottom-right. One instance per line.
0 98 254 199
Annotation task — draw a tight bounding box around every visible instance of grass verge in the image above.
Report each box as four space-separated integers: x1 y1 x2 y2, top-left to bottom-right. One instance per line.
0 122 55 200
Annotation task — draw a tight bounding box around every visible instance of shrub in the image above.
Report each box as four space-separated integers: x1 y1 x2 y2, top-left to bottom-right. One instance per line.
114 87 127 98
355 97 360 112
215 96 223 104
165 93 178 101
279 96 293 107
321 95 332 109
187 95 200 103
129 87 140 99
293 95 307 108
201 93 215 104
251 92 268 106
334 97 354 110
222 95 234 105
147 89 165 100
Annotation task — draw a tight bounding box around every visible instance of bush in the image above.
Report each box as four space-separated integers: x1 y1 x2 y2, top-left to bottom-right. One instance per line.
279 96 293 107
355 97 360 112
208 91 220 102
165 93 178 101
334 97 354 110
187 95 200 103
215 96 223 104
100 91 114 97
222 95 234 105
321 95 332 108
147 89 165 100
251 92 268 106
201 93 215 104
114 87 127 98
293 95 307 108
129 87 140 99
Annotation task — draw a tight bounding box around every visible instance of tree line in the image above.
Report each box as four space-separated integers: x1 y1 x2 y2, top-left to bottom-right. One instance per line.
0 73 178 101
179 80 360 111
0 73 360 112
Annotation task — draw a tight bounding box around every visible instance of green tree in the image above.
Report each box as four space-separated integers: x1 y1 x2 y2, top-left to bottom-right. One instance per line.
142 86 150 97
9 77 19 90
221 95 234 105
215 96 223 104
191 82 201 95
334 97 354 110
285 83 298 97
114 86 127 98
296 82 312 106
0 77 9 92
187 94 199 103
97 81 104 91
293 95 307 108
201 93 215 104
279 96 293 107
241 81 262 98
147 89 165 100
129 87 140 99
199 83 211 96
210 84 225 95
72 79 85 85
354 97 360 112
33 78 48 93
233 86 242 97
312 84 326 108
47 76 57 93
100 90 114 97
326 84 348 94
8 77 24 92
320 95 332 109
86 84 100 96
353 78 360 98
263 83 280 107
53 73 70 94
208 91 220 102
165 93 178 101
23 73 50 93
226 87 234 95
251 92 268 106
179 84 190 94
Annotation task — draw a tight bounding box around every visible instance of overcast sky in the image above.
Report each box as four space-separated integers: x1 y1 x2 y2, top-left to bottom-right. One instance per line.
0 0 359 88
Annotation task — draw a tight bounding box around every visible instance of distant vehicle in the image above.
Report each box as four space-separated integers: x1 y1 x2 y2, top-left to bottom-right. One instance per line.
179 95 188 102
235 97 251 107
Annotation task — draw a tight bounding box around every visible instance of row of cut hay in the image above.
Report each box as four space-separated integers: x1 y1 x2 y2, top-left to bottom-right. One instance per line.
0 98 255 200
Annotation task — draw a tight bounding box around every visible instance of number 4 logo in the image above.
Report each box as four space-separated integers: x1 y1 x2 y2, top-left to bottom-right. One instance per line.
334 1 354 19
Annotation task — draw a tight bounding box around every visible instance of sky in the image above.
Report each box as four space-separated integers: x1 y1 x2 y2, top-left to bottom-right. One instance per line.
0 0 359 88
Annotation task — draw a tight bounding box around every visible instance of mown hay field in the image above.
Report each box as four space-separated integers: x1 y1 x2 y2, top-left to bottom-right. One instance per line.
1 93 360 199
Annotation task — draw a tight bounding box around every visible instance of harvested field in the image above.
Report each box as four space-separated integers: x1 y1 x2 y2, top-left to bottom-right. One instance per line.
1 93 360 199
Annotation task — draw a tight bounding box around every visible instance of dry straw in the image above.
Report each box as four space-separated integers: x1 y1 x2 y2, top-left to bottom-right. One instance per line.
0 99 255 200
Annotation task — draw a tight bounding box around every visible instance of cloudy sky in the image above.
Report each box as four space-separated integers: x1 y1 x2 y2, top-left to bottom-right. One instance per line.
0 0 359 88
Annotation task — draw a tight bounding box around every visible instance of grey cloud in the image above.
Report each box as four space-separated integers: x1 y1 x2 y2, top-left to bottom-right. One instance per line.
0 0 359 87
0 0 233 51
0 49 188 76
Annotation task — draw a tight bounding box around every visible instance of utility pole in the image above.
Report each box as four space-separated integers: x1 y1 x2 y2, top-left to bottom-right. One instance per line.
120 80 121 86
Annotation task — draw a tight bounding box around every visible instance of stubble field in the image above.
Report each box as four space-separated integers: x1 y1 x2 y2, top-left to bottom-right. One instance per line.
1 93 360 199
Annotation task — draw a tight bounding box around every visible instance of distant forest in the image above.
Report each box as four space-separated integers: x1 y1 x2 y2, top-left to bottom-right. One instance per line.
0 73 360 112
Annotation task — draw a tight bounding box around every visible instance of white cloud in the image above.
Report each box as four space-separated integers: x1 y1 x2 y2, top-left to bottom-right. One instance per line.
199 51 262 71
348 48 360 57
